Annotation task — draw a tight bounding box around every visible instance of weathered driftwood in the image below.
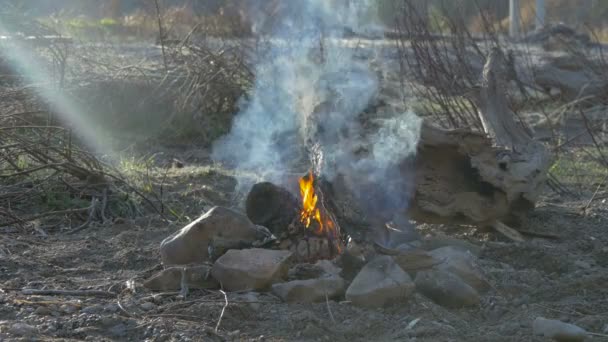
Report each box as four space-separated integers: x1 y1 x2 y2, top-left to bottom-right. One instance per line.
413 48 553 237
322 48 553 241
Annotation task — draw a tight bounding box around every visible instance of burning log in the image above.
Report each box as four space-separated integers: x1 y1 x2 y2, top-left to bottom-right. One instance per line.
245 174 344 262
245 182 300 236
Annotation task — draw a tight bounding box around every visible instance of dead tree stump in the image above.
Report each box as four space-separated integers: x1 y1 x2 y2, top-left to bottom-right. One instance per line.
412 48 553 238
325 48 554 241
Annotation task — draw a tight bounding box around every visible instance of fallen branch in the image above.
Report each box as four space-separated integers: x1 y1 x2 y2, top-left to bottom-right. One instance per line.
21 289 116 298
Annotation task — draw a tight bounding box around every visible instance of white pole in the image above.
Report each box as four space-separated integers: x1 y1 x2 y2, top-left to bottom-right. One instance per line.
509 0 520 39
535 0 545 30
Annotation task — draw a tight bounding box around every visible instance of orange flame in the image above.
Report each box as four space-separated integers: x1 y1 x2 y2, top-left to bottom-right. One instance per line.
299 171 321 230
298 172 342 254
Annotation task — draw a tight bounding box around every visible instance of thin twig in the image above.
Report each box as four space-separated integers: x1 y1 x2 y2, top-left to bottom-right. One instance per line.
582 172 608 213
588 332 608 338
325 291 336 324
215 288 228 332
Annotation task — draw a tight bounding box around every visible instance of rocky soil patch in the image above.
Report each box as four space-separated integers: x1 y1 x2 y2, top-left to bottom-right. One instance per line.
2 195 608 341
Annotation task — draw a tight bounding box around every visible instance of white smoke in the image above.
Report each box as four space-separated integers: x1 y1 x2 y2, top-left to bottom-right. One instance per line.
212 0 421 231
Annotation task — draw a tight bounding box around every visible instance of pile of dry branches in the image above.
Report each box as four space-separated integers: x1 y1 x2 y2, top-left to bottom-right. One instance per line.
0 85 166 236
0 8 256 235
394 0 536 130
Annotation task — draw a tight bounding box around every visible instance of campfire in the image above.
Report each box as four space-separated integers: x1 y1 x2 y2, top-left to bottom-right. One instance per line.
298 172 342 253
244 171 345 262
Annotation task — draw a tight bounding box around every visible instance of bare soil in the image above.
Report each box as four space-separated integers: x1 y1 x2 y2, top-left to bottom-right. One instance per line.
1 157 608 342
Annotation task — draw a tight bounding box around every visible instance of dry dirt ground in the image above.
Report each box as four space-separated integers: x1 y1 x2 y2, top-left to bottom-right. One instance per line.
1 158 608 342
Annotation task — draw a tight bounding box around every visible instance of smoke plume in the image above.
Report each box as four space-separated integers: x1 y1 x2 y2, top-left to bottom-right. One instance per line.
212 0 421 243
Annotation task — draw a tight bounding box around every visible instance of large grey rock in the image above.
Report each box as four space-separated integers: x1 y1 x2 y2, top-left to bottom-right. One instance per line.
160 206 271 265
415 269 480 308
211 249 293 291
345 255 415 308
143 265 218 291
272 276 345 303
533 317 587 342
429 246 489 292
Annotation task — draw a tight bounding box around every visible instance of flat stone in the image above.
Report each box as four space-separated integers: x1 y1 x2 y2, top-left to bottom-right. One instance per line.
429 246 490 292
392 249 440 274
345 255 415 308
415 269 480 308
272 276 345 303
211 249 293 291
421 235 482 256
143 265 218 291
533 317 587 341
160 206 271 265
9 323 38 337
